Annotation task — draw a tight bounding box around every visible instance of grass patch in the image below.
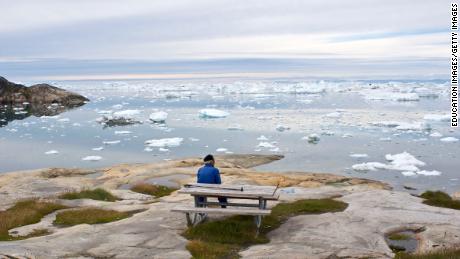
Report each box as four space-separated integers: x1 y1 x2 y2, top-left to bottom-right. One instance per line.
395 249 460 259
130 183 177 197
184 198 348 258
54 208 131 226
420 191 460 210
186 240 240 259
388 233 411 241
59 188 118 202
0 199 66 241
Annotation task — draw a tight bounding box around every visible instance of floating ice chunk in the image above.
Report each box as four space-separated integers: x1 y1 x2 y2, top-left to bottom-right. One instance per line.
423 114 450 122
257 142 276 148
149 111 168 123
401 171 417 176
189 137 200 142
362 90 419 101
302 134 320 143
103 140 121 145
352 162 387 171
82 156 102 161
269 147 280 152
276 125 290 132
113 109 142 118
342 133 353 138
216 148 228 152
385 152 425 171
159 148 169 152
145 137 184 147
395 122 431 131
92 147 104 151
379 137 392 142
144 147 153 152
112 104 123 109
114 131 132 135
440 137 459 142
199 109 229 118
257 135 269 141
45 150 59 155
350 153 368 158
417 170 442 176
325 112 341 118
429 132 443 138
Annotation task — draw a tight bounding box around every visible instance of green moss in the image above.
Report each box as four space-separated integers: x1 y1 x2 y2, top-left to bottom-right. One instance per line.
130 183 177 197
54 208 131 226
388 233 411 241
59 188 118 202
184 199 348 258
0 200 66 241
395 249 460 259
420 191 460 210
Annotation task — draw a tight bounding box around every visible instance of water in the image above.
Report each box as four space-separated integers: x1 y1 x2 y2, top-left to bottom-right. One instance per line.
0 79 458 193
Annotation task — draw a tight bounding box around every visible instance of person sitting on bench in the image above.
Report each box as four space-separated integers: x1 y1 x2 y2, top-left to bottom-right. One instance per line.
197 154 228 208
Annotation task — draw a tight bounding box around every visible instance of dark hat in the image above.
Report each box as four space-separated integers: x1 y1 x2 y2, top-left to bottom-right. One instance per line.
203 154 214 162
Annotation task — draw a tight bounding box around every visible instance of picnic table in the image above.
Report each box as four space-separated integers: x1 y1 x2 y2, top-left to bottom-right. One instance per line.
172 183 279 231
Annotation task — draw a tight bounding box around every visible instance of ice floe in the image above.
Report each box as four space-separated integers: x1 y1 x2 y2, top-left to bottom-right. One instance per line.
423 114 450 122
113 109 142 118
149 111 168 123
114 131 132 135
145 137 184 148
302 134 320 144
82 156 102 161
199 109 229 118
440 137 459 142
45 150 59 155
103 140 121 145
352 151 441 176
350 153 368 158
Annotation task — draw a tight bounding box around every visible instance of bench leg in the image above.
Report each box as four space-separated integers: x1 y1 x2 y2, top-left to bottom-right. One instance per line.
186 212 208 227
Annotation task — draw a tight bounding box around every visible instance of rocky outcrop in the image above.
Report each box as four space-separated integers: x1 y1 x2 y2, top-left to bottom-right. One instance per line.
0 155 458 258
0 76 88 106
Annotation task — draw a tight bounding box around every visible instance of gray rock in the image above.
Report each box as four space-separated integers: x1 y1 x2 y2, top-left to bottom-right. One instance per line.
0 76 88 106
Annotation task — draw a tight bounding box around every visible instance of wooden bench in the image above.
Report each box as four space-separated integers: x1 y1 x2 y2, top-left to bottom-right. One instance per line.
171 183 279 231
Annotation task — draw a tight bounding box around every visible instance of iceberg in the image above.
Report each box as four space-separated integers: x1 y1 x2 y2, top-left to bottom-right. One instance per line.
199 109 229 118
429 132 443 138
145 137 184 148
45 150 59 155
149 111 168 123
440 137 459 142
350 153 368 158
103 140 121 145
352 162 387 171
423 114 450 122
114 131 132 135
82 156 102 161
216 148 228 152
385 152 425 171
302 134 320 144
257 142 276 148
113 109 142 118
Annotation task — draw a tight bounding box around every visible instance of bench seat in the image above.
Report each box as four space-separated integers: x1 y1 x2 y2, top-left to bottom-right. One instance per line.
172 206 271 216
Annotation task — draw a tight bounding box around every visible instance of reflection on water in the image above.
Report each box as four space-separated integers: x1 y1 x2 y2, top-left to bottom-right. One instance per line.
0 79 458 194
0 103 86 127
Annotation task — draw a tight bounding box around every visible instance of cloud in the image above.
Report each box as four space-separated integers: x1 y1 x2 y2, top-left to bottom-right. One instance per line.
0 0 449 79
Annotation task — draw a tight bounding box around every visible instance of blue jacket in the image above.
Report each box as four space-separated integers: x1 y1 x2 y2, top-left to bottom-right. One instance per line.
197 164 221 184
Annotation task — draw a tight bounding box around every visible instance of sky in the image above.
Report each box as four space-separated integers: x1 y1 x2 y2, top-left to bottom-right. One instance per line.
0 0 450 81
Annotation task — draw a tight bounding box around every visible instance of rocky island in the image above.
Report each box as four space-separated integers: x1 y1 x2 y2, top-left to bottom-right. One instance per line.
0 76 88 106
0 154 459 258
0 77 89 127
